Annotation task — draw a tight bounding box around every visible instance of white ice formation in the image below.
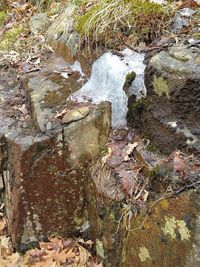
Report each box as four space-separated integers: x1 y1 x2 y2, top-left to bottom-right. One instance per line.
70 48 146 128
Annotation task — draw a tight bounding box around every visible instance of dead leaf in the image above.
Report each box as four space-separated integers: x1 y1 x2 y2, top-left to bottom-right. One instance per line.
122 142 138 161
178 0 200 8
18 104 28 116
0 252 21 267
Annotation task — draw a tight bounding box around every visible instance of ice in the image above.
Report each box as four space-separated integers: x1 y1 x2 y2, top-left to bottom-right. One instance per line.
70 60 85 77
70 48 146 128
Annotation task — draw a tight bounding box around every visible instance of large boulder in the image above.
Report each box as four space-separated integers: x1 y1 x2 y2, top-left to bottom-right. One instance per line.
129 44 200 154
122 188 200 267
0 68 111 250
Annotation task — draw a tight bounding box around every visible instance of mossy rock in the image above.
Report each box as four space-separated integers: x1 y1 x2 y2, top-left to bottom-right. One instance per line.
125 71 136 86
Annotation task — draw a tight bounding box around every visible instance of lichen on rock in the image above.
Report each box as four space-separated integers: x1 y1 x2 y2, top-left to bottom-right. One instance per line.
153 76 169 98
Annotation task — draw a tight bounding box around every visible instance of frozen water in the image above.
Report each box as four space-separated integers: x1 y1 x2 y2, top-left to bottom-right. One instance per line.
70 48 146 128
70 60 85 77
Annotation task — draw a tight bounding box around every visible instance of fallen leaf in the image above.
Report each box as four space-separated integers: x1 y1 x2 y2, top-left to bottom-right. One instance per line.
122 142 138 161
178 0 200 8
55 108 68 118
18 104 28 116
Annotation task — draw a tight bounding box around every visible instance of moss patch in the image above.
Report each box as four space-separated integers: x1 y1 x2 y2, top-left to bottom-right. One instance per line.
0 11 7 26
0 26 23 51
153 76 169 98
125 71 136 87
127 97 149 127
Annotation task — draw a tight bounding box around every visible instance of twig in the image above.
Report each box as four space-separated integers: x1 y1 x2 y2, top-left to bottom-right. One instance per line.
174 181 200 195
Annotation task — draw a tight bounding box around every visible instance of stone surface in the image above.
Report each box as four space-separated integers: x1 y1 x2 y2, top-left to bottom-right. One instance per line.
4 102 111 249
62 106 89 124
122 189 200 267
129 44 200 154
24 66 82 132
29 13 48 33
0 70 111 250
45 4 79 64
45 4 104 76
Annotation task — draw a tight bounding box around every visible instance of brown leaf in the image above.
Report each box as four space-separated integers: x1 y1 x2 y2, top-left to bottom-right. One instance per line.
122 142 138 161
120 173 135 196
178 0 200 8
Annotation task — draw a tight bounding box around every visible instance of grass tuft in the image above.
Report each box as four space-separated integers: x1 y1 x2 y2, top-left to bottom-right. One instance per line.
75 0 174 47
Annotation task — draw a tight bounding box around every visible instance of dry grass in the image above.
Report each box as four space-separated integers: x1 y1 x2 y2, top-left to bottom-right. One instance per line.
76 0 174 46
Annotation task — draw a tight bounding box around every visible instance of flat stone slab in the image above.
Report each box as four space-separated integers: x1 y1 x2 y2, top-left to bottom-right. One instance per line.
62 106 90 124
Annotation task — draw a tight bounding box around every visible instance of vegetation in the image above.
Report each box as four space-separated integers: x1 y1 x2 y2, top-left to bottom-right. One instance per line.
153 76 169 98
75 0 174 47
0 26 23 51
0 11 7 26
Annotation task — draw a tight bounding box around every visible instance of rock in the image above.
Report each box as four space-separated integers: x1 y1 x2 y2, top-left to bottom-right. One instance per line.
45 4 79 64
45 4 101 76
62 106 89 124
24 70 81 132
0 71 111 250
4 102 111 249
29 13 48 33
129 44 200 154
134 143 164 176
26 78 60 132
122 188 200 267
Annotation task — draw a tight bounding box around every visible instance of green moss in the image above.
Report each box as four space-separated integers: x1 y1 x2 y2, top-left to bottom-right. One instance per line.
146 143 160 154
125 71 136 87
153 76 169 98
0 26 23 51
127 98 149 127
0 11 7 26
74 216 83 226
43 91 60 108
